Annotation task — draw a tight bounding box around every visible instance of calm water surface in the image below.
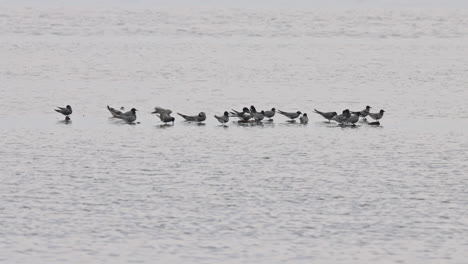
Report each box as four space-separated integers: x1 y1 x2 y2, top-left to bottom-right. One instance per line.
1 7 468 264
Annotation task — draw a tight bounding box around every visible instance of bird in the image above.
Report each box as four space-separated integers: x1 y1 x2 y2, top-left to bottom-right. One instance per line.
351 105 371 117
332 109 351 124
277 110 302 120
107 105 127 118
157 112 175 125
118 108 137 123
313 109 337 122
263 108 276 120
250 105 257 114
231 107 252 122
214 111 230 125
54 105 72 119
368 109 385 121
300 113 308 124
251 111 265 122
152 107 172 116
177 112 206 122
345 112 360 126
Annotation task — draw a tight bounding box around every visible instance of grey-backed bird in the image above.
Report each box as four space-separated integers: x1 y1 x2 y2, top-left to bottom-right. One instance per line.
345 112 360 126
351 105 371 117
300 113 308 124
368 109 385 121
332 109 351 124
55 105 72 118
263 108 276 120
277 110 302 120
214 111 230 125
177 112 206 122
313 109 337 122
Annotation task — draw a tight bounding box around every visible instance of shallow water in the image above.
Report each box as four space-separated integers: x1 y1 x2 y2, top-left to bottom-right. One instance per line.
1 7 468 264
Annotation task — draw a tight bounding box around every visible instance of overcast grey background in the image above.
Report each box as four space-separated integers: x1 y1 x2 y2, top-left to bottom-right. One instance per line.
1 0 467 8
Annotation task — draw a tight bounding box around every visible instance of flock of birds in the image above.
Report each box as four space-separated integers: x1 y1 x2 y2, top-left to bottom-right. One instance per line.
54 105 385 126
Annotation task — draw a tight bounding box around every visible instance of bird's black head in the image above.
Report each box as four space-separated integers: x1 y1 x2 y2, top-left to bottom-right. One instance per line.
66 105 71 109
380 109 385 113
271 108 276 111
243 107 249 113
332 112 338 116
131 108 137 113
170 117 175 122
261 110 265 114
224 111 229 116
250 105 257 112
343 109 350 114
297 111 302 114
303 113 307 116
199 112 205 117
366 105 371 110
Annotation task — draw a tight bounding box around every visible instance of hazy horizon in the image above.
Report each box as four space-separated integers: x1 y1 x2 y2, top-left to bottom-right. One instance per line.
1 0 468 8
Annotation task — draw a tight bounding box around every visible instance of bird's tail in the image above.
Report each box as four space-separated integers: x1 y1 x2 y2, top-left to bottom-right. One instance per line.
177 113 188 119
313 109 323 115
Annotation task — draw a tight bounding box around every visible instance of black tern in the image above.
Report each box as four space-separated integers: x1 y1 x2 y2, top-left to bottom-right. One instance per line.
263 108 276 120
214 111 230 125
368 109 385 121
277 110 302 120
251 110 265 122
55 105 72 118
250 105 257 114
332 109 351 124
351 105 371 117
345 112 360 126
300 113 308 124
313 109 337 122
177 112 206 122
151 107 172 115
107 105 128 118
231 108 252 121
120 108 137 123
158 113 175 125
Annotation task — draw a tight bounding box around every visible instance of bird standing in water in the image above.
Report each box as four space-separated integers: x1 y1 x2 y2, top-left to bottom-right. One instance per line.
55 105 72 120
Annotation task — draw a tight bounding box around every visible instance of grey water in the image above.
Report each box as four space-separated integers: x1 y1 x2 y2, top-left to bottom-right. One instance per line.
1 7 468 264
